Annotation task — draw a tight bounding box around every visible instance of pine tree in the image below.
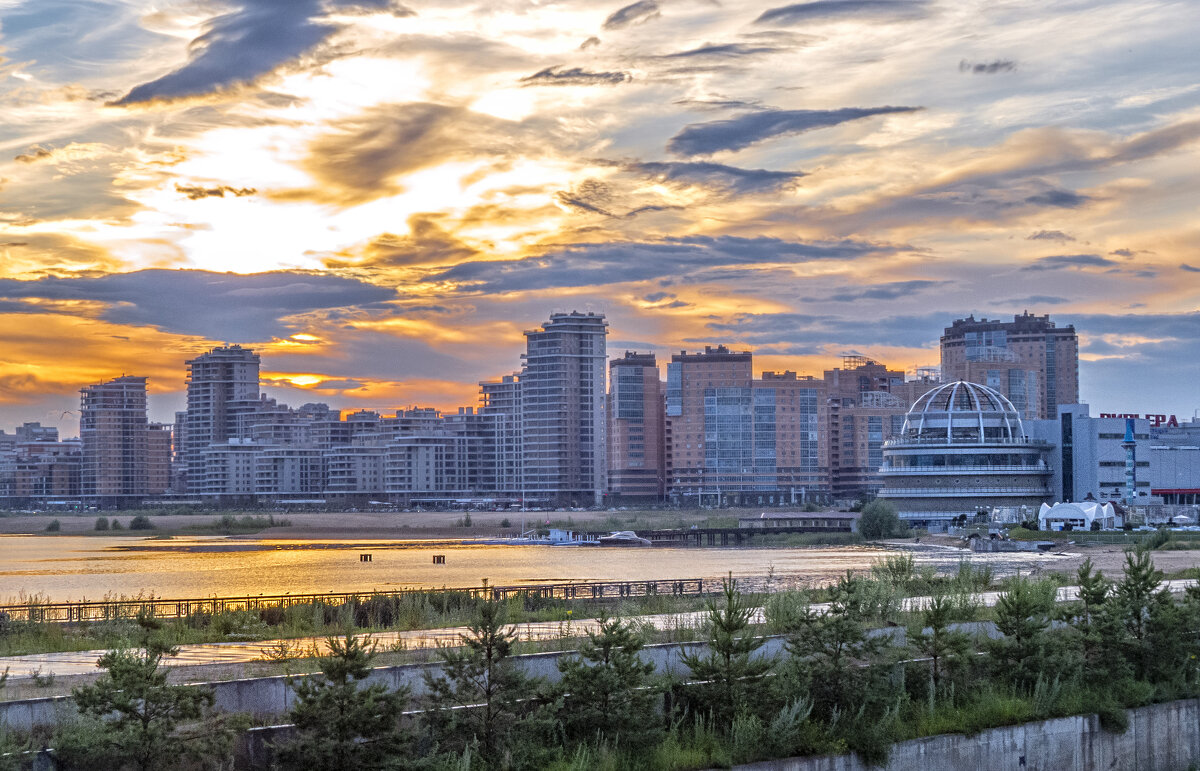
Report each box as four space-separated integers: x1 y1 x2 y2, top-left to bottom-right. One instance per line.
423 600 539 767
56 617 240 771
912 593 970 707
554 611 661 749
989 577 1053 691
681 576 775 727
277 633 409 770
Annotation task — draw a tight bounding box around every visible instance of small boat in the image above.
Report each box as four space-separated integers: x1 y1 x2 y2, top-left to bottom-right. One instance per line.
597 530 651 547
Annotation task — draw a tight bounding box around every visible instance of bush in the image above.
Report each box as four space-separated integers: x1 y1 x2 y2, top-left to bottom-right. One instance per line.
94 517 109 531
129 515 154 531
45 519 61 532
859 500 906 540
111 520 124 530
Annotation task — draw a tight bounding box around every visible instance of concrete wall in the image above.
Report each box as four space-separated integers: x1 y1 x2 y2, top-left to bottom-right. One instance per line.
735 699 1200 771
0 635 799 732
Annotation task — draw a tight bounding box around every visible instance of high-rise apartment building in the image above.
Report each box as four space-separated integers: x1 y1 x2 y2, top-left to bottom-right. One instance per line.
666 346 827 505
80 376 150 500
940 312 1078 419
183 345 261 492
520 311 608 505
479 375 522 495
608 352 665 501
822 356 910 500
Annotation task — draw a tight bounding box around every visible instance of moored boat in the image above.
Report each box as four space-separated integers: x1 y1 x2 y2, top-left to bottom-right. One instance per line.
596 530 651 546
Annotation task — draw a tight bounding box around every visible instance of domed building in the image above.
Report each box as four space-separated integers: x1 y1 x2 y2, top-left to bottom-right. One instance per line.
878 381 1052 530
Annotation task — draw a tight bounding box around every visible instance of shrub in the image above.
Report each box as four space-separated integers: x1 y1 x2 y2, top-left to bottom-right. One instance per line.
128 515 154 531
859 500 907 540
94 516 109 531
45 519 61 532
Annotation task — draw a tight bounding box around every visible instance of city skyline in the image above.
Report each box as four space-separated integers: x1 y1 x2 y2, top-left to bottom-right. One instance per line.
2 0 1199 434
0 306 1182 437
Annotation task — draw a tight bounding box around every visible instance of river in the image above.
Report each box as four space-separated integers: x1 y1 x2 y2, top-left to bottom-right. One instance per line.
0 534 1066 603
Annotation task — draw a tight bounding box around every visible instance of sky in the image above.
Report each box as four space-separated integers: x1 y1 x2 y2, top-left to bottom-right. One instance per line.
1 0 1198 435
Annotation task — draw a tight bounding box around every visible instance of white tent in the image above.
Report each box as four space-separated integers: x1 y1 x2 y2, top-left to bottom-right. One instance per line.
1038 501 1117 532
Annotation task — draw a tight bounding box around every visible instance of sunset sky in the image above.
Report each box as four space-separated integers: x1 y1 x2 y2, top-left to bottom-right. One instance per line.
1 0 1198 435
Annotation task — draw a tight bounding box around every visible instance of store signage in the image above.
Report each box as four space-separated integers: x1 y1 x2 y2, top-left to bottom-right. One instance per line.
1099 413 1179 427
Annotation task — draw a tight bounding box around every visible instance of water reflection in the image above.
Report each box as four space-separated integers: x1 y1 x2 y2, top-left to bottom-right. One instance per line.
0 535 1066 603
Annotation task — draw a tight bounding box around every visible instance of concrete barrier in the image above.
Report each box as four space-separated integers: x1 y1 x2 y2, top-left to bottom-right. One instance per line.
734 699 1200 771
0 634 801 732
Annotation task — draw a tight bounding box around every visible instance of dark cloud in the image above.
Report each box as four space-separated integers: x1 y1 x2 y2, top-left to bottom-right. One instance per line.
662 43 781 59
419 235 908 294
175 184 258 200
325 215 479 269
705 310 950 349
111 0 408 106
0 270 396 341
114 0 334 105
1026 230 1075 242
959 59 1017 74
1181 264 1200 273
1025 188 1090 208
580 36 601 50
292 102 545 205
624 160 806 194
1110 248 1139 257
1023 254 1117 271
520 66 631 86
668 106 921 155
14 147 52 164
803 279 947 302
1001 295 1070 305
603 0 660 30
755 0 931 26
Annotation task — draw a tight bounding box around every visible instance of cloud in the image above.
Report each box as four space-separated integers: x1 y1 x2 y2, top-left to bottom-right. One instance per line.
0 270 396 341
705 310 950 349
803 279 947 302
959 59 1017 74
1027 230 1075 242
1023 254 1117 271
1001 295 1070 305
14 147 53 164
623 160 806 194
755 0 931 25
662 43 781 59
418 235 908 294
291 102 545 205
1025 188 1090 208
112 0 338 105
1181 264 1200 273
520 66 631 86
324 215 479 269
603 0 660 30
175 184 258 200
580 36 601 50
668 106 921 155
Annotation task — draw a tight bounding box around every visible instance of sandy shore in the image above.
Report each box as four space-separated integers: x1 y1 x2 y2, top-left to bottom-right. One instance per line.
0 507 731 540
917 533 1200 579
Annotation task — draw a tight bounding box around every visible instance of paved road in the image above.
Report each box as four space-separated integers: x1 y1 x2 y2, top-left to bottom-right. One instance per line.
3 580 1194 681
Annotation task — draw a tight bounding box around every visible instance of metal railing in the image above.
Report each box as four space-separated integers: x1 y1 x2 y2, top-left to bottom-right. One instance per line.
0 579 712 625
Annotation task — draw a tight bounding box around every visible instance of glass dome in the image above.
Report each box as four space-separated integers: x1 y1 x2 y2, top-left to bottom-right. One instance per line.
901 381 1024 444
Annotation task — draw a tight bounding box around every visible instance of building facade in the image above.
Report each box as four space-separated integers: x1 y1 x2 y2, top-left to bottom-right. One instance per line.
79 376 151 501
607 352 666 502
940 313 1078 420
183 345 261 493
878 381 1053 529
519 312 608 505
666 346 827 506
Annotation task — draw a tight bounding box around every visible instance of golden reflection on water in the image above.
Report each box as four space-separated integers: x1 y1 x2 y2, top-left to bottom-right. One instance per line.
0 535 1066 603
